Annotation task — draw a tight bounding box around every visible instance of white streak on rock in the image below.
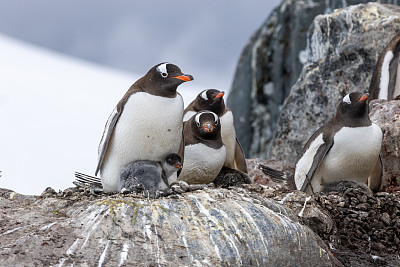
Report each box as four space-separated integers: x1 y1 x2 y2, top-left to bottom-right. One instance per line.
39 221 57 231
81 209 110 250
0 226 23 236
118 243 129 267
298 196 312 217
98 240 111 267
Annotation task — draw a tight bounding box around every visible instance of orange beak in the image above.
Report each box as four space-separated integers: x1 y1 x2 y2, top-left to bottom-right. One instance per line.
174 164 182 170
215 92 225 99
173 75 194 82
202 123 214 132
358 93 369 102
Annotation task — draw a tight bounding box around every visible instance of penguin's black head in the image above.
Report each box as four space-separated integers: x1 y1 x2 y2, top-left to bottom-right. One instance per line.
194 89 226 115
164 153 182 171
193 111 221 138
336 92 370 125
142 62 194 97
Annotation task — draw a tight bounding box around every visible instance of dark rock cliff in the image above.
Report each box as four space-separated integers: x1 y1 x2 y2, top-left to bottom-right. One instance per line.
269 3 400 166
228 0 400 159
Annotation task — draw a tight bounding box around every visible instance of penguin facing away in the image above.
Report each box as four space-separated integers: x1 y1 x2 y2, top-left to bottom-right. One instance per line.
96 62 193 192
179 111 226 184
183 89 247 173
118 153 182 192
369 30 400 100
294 92 382 193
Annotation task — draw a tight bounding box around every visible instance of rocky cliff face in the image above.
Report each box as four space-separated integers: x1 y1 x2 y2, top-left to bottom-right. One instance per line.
228 0 400 159
269 3 400 166
370 99 400 189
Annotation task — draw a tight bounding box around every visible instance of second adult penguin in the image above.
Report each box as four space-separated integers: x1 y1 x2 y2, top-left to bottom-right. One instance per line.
96 62 193 192
183 89 247 173
294 92 382 193
179 111 226 184
260 92 382 193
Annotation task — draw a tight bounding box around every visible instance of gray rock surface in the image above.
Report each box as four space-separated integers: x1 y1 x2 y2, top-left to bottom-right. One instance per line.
270 3 400 164
228 0 400 159
0 187 341 267
370 99 400 190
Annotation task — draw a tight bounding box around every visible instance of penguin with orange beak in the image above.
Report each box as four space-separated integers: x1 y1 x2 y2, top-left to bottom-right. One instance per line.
96 62 193 192
293 92 382 193
179 111 226 184
260 92 383 193
183 89 247 173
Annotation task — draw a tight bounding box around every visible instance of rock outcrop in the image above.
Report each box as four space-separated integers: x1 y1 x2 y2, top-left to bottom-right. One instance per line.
370 99 400 190
2 182 400 266
228 0 400 159
0 187 340 267
269 3 400 165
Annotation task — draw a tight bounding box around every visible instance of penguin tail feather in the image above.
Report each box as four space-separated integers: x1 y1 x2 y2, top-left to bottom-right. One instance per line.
257 164 289 183
74 172 103 188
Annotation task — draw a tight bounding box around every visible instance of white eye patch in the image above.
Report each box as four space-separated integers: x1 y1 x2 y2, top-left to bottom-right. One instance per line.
195 111 219 125
156 63 169 77
342 94 351 104
201 90 208 100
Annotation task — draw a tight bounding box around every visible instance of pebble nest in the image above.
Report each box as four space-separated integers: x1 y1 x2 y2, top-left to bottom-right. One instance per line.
316 186 400 266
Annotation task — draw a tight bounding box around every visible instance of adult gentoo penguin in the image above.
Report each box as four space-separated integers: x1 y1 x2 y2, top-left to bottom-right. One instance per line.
369 30 400 100
260 92 383 193
183 89 247 173
179 111 226 184
119 153 182 192
97 62 193 192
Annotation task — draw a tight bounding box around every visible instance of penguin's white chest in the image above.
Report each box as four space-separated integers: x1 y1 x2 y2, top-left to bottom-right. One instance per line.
313 125 382 192
220 112 236 167
178 143 226 184
101 92 184 192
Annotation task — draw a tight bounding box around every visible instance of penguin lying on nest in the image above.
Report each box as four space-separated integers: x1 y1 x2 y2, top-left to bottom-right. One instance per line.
179 111 227 184
183 89 250 187
259 92 383 194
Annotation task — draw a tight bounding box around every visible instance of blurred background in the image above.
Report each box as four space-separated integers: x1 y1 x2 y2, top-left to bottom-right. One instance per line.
0 0 281 194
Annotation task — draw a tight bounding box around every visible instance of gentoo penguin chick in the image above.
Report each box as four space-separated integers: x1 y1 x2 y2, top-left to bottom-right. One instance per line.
96 62 193 192
118 153 182 192
369 30 400 100
183 89 247 173
294 92 382 193
179 111 226 184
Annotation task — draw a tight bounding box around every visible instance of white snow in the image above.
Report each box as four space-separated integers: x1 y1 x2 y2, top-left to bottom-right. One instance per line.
0 34 203 195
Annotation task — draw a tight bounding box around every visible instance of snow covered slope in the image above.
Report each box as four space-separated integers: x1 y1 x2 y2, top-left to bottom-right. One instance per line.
0 34 201 195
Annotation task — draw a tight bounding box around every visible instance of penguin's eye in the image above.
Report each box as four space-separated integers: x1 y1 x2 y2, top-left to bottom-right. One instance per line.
196 122 200 127
161 72 168 78
215 120 218 125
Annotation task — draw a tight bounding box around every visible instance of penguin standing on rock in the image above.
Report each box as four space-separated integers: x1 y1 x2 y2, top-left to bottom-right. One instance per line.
183 89 248 173
260 92 383 193
96 63 193 192
179 111 226 184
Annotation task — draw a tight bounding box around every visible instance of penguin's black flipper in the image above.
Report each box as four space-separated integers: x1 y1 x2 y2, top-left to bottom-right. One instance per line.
300 139 334 192
74 172 103 188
